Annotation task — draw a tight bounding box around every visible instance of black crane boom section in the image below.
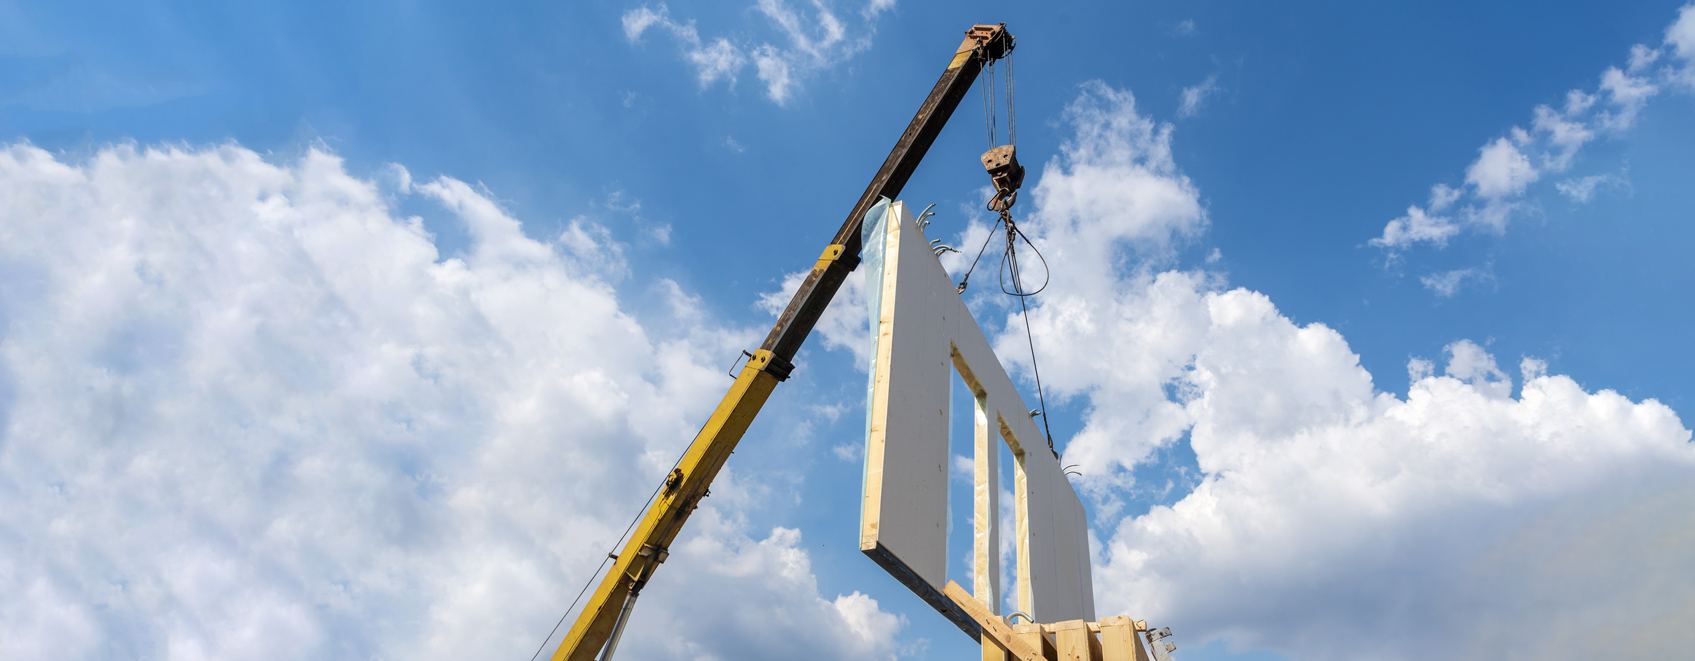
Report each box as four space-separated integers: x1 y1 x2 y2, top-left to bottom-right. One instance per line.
546 23 1014 661
758 24 1014 370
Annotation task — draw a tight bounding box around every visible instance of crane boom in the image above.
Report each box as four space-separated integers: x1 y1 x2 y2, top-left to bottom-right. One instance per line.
549 23 1016 661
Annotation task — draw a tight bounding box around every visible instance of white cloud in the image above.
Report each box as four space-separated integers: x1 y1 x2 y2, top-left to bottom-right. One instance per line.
968 82 1210 517
1368 183 1473 250
751 63 1695 656
952 453 975 480
1407 356 1434 382
622 3 746 88
1419 266 1492 297
1440 339 1512 398
1177 75 1220 118
863 80 1695 660
863 0 896 20
0 142 898 660
1370 204 1459 249
1369 3 1695 255
752 44 798 103
1170 20 1196 37
1556 171 1628 203
1519 355 1548 381
621 0 885 105
1629 44 1663 73
1596 66 1659 130
622 4 669 41
1096 326 1694 660
1428 182 1461 210
758 263 869 367
755 82 1209 519
1668 5 1695 89
1531 92 1596 170
687 38 749 87
617 508 906 659
1670 4 1695 61
1465 137 1539 199
1031 81 1208 262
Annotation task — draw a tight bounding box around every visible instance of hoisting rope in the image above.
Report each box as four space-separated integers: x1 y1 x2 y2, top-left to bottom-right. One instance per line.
960 44 1057 452
980 47 1016 150
955 209 1057 452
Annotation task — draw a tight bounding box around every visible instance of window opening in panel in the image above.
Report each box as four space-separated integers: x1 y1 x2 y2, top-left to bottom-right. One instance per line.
950 344 1004 616
998 416 1033 617
946 363 974 594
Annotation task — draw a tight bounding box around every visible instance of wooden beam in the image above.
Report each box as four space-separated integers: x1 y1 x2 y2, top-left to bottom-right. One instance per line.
944 581 1049 661
982 633 1011 661
1097 616 1144 661
1012 623 1059 661
1048 620 1095 661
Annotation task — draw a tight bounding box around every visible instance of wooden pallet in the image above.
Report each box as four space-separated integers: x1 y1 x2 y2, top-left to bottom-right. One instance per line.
945 581 1161 661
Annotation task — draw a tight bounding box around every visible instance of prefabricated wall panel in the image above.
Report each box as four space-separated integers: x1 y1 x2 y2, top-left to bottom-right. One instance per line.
861 201 1095 627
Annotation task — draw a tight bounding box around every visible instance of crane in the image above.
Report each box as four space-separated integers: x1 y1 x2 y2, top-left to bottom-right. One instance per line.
547 23 1020 661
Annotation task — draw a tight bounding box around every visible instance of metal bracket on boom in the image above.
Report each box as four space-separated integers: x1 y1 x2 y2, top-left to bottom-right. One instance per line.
815 243 860 273
744 348 794 382
964 23 1015 60
635 544 669 565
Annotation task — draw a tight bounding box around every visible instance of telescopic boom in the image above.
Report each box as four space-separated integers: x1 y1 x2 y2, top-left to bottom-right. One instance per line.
549 23 1017 661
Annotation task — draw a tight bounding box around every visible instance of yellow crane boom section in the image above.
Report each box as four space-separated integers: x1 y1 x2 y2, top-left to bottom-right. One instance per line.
550 23 1016 661
551 349 783 661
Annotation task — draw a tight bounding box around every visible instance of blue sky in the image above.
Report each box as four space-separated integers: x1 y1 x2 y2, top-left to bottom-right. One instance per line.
3 2 1694 660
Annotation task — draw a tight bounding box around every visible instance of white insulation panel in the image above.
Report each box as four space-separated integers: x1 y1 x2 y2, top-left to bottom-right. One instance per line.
861 201 1095 624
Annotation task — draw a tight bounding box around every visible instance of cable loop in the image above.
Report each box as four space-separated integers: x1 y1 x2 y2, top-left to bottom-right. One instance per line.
997 213 1049 298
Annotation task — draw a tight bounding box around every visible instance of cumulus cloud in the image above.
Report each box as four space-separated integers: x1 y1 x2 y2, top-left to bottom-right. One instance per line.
0 143 899 660
860 79 1695 660
757 80 1211 508
974 82 1211 516
1030 82 1209 261
1096 328 1693 660
742 63 1695 657
617 507 906 659
1369 3 1695 253
621 1 888 105
1466 136 1539 200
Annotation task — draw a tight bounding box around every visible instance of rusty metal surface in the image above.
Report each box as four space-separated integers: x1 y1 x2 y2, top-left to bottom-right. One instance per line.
757 23 1015 368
